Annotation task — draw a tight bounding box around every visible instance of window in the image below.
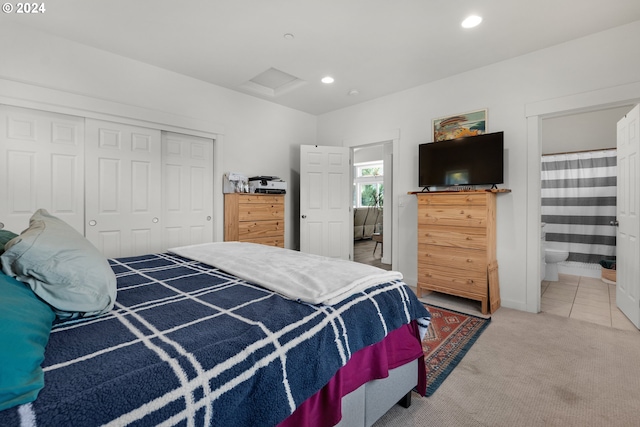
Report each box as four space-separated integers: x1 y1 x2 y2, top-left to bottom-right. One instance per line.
353 161 384 208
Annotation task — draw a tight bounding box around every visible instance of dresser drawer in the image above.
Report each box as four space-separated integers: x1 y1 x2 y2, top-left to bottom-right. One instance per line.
418 244 486 274
235 194 284 205
240 235 284 247
238 203 284 221
417 225 487 250
238 220 283 239
417 193 488 207
418 264 487 295
418 205 487 227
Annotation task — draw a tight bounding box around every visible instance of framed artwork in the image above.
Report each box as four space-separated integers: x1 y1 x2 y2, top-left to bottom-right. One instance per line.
432 109 487 142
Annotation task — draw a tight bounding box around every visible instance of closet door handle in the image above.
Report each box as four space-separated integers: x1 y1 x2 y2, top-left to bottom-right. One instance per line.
610 220 619 226
89 220 97 226
152 217 159 223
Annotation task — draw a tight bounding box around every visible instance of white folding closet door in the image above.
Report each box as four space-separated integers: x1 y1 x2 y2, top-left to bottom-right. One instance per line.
161 132 213 250
85 119 162 258
0 105 84 233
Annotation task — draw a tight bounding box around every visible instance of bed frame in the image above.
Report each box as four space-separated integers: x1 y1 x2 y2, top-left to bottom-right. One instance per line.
335 359 416 427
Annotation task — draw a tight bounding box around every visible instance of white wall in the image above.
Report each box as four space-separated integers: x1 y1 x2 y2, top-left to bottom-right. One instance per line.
541 105 632 154
354 145 384 163
317 20 640 311
0 21 317 250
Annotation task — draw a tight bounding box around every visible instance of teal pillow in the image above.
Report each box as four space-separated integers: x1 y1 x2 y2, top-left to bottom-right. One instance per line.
0 271 55 411
0 229 18 255
0 209 117 319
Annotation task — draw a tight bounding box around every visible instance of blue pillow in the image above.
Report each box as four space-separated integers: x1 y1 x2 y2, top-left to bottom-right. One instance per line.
0 271 55 411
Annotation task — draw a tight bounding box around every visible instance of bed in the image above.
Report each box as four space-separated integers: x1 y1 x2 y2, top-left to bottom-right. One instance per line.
0 210 430 427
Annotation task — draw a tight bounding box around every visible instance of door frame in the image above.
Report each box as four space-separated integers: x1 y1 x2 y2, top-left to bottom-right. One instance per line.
343 129 399 269
525 81 640 313
0 78 225 242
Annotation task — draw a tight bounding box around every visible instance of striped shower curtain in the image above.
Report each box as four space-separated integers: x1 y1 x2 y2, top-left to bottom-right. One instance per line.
541 149 617 264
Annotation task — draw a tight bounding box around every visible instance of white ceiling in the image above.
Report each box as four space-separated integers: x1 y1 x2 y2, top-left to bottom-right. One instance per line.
6 0 640 115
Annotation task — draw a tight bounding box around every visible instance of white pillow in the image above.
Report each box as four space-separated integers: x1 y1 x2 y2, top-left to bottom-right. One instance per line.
0 209 116 319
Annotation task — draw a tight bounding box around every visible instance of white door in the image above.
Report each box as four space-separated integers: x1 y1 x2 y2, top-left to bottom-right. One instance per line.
0 105 84 233
85 119 162 258
300 145 351 259
161 132 213 250
616 104 640 328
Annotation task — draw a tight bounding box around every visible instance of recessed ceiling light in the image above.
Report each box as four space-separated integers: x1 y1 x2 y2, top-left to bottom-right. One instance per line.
348 89 359 96
461 15 482 28
321 76 335 84
283 33 295 40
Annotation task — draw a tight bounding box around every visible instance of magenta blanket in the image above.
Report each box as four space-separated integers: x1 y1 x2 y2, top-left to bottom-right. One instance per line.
279 321 425 427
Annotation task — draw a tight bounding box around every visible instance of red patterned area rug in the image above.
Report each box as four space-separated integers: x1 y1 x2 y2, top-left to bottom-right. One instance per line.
423 304 491 396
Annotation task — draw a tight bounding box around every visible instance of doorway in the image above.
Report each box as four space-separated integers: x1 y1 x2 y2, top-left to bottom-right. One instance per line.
525 82 640 315
539 108 627 326
352 144 388 269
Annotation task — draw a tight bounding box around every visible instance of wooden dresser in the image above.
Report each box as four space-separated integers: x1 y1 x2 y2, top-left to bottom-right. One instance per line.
416 191 500 314
224 193 284 247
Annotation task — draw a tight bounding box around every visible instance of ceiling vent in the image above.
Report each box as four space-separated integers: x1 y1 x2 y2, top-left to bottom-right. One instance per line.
240 67 307 97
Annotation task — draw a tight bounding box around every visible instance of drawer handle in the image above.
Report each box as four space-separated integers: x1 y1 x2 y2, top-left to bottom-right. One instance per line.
466 259 473 263
426 273 432 277
466 236 472 240
467 279 474 284
467 214 472 218
426 253 432 257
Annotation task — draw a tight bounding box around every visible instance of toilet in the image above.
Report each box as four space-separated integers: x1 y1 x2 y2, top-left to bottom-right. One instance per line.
544 248 569 281
541 223 569 281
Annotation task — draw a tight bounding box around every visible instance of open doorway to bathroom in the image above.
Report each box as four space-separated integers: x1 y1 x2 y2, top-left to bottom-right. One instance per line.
352 143 391 270
539 106 635 329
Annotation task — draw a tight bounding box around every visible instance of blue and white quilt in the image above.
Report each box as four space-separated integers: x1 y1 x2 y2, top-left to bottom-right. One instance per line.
2 252 430 427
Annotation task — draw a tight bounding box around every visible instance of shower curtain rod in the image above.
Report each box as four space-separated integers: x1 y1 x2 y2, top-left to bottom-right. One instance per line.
542 147 616 156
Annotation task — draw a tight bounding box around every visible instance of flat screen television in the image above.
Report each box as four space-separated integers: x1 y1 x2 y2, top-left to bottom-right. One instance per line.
419 131 504 189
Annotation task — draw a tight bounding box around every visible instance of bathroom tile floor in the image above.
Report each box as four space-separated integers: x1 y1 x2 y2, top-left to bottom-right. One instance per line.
541 273 637 331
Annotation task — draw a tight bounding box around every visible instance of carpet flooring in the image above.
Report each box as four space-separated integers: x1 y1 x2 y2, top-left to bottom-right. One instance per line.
423 305 491 396
374 307 640 427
